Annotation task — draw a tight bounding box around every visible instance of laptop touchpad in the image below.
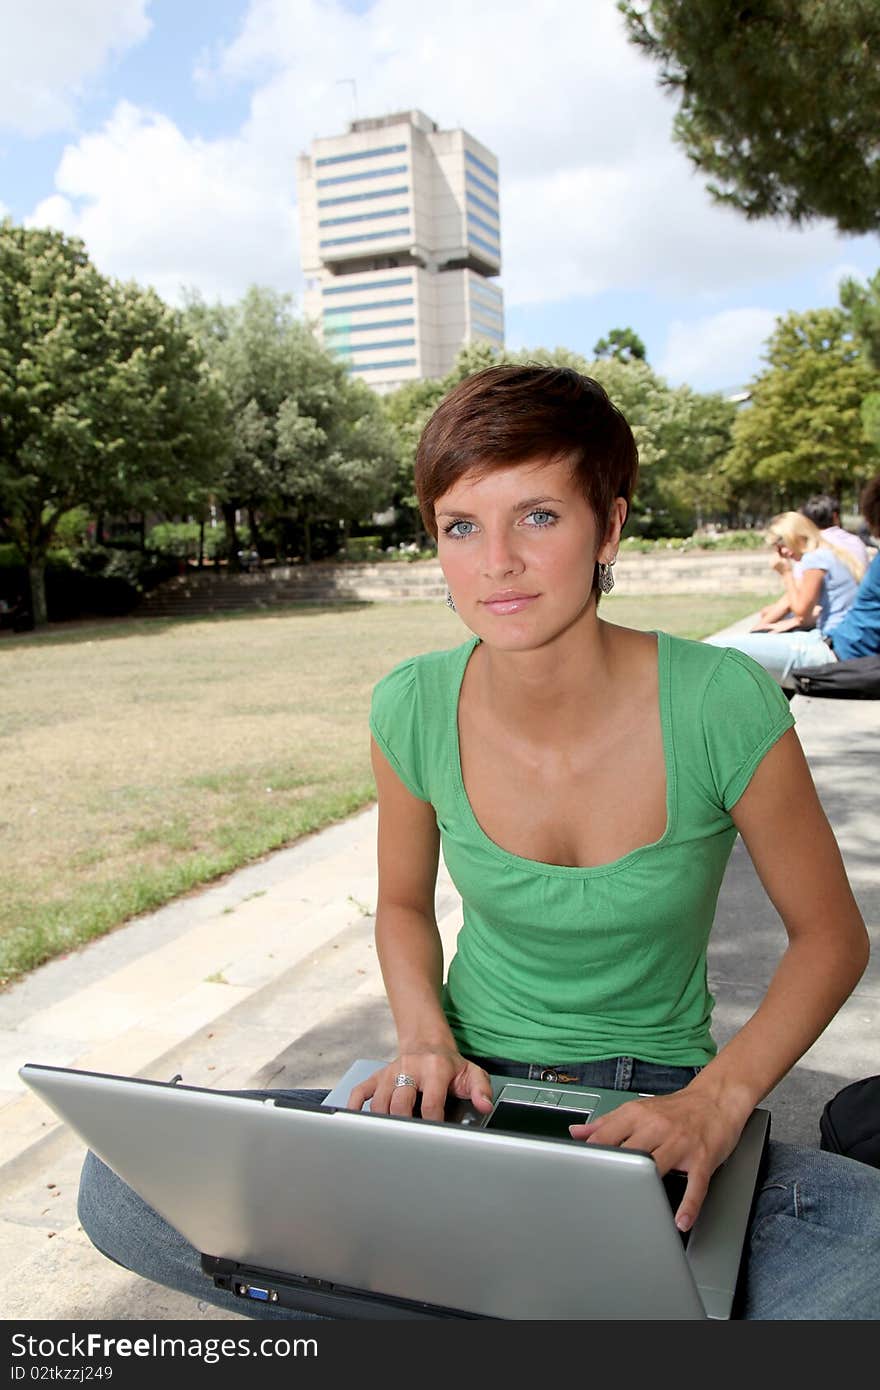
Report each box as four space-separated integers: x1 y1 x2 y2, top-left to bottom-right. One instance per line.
483 1100 594 1139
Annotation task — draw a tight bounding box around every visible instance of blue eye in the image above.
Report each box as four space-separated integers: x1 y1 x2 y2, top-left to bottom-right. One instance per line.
526 510 557 527
443 520 476 539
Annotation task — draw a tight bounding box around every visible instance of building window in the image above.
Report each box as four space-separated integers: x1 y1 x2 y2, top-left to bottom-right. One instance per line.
467 210 501 240
325 317 416 334
319 227 411 247
470 299 504 325
319 207 409 228
315 143 408 167
468 228 501 259
318 186 409 208
316 164 408 188
324 297 415 314
469 273 503 299
329 338 417 355
472 317 504 342
322 277 413 296
466 191 499 221
465 150 498 182
466 170 498 203
347 358 418 372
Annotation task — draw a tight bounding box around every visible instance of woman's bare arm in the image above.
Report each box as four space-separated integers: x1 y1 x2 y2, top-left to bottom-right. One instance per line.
776 562 825 621
571 728 868 1229
347 738 494 1121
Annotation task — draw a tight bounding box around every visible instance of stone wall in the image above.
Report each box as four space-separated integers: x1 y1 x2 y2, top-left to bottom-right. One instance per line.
136 550 773 617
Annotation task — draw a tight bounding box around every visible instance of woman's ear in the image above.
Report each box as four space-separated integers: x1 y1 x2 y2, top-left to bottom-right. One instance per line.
599 498 627 560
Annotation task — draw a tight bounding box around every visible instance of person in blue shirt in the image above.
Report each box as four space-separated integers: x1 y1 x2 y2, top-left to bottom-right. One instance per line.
824 476 880 662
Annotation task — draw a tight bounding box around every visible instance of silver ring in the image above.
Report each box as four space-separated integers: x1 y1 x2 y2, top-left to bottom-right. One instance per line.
393 1072 417 1089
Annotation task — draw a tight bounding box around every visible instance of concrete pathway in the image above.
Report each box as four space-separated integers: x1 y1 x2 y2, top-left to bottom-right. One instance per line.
1 618 877 1320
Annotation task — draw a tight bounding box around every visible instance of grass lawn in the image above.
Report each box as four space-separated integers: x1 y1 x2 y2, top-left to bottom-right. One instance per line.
0 591 773 984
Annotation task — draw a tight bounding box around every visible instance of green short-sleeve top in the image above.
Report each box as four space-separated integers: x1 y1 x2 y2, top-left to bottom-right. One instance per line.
369 631 795 1067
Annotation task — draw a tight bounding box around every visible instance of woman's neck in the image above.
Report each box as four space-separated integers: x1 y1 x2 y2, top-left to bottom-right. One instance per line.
473 612 624 743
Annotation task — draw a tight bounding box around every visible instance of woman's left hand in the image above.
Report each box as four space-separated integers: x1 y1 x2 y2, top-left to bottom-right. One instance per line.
567 1087 746 1232
770 553 791 575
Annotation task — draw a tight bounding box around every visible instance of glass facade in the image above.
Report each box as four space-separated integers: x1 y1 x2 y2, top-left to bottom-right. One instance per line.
330 338 417 354
320 227 411 248
466 170 497 202
467 210 500 240
465 149 497 182
324 297 414 314
319 207 409 227
322 276 413 295
315 143 407 167
466 190 499 221
324 317 415 334
468 228 501 258
347 358 417 372
318 186 409 208
317 164 408 188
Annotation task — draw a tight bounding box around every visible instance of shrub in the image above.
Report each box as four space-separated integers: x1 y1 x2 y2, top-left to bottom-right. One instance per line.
146 522 232 562
341 535 382 563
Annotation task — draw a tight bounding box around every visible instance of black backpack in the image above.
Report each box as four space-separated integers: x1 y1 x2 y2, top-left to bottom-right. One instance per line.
819 1075 880 1167
791 654 880 699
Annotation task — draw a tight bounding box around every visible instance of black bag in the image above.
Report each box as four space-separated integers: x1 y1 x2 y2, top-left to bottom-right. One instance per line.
819 1075 880 1167
791 654 880 699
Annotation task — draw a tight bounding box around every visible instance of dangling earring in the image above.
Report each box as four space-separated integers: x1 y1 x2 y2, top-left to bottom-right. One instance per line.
598 558 616 594
445 590 456 611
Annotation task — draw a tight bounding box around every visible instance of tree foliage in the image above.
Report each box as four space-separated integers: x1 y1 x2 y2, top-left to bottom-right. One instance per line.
619 0 880 233
0 221 222 622
593 326 647 362
381 340 736 538
723 307 877 509
185 286 398 563
839 267 880 454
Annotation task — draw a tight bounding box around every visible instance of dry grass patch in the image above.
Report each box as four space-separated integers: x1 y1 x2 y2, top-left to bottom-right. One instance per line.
0 592 773 982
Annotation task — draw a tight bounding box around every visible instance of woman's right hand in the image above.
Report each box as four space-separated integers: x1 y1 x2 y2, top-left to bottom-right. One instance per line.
347 1050 495 1123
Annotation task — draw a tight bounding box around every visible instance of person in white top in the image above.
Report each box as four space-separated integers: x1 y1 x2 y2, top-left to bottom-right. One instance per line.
801 494 871 570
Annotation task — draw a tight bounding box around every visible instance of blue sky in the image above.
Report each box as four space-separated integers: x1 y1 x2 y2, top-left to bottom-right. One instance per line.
2 0 877 394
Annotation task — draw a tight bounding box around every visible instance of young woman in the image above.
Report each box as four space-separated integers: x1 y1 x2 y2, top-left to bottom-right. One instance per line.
78 366 880 1320
750 510 864 635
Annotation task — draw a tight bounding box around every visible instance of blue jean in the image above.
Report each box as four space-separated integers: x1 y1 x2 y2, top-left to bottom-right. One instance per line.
77 1059 880 1320
704 628 835 690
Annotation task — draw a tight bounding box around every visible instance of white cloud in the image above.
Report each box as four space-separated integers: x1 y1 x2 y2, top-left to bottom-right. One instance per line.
0 0 151 136
27 102 298 305
22 0 880 331
658 308 782 391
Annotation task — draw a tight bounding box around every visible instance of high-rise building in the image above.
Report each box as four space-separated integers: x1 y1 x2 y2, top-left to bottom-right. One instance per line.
297 109 503 391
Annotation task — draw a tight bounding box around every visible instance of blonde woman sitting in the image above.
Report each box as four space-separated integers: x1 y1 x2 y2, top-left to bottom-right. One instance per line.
707 512 864 689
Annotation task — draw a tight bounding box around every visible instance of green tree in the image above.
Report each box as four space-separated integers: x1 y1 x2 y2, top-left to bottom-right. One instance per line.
649 385 737 528
840 267 880 453
381 340 734 540
723 307 877 509
593 326 647 362
619 0 880 233
587 356 735 532
187 287 398 563
0 222 220 623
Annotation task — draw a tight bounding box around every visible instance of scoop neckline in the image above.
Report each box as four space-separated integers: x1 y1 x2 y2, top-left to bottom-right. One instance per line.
449 629 677 878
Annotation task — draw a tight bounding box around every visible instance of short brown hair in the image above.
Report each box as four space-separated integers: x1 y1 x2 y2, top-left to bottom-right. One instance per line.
415 365 639 550
860 475 880 534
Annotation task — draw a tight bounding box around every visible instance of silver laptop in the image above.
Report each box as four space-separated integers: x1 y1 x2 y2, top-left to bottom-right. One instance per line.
20 1059 769 1320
